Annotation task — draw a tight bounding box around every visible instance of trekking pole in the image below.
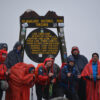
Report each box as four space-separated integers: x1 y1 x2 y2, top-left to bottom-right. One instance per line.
31 87 33 100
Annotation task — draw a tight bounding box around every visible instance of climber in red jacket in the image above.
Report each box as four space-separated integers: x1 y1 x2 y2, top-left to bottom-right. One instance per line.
5 62 36 100
36 58 56 100
0 49 8 100
81 53 100 100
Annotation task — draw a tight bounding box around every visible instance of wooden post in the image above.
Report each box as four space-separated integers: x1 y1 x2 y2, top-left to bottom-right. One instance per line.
57 25 67 63
19 23 28 59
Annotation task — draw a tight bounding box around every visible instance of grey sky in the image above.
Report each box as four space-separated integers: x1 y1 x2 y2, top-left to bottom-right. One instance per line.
0 0 100 100
0 0 100 66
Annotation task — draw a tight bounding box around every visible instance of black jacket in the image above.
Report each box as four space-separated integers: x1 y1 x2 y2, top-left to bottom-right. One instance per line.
69 54 88 73
5 42 23 69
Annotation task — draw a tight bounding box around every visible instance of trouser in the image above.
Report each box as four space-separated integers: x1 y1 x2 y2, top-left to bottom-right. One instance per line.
0 81 3 100
51 83 61 98
0 89 3 100
35 84 49 100
57 85 79 100
71 92 79 100
78 79 86 100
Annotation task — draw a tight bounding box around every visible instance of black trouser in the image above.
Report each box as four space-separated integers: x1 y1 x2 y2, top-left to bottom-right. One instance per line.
0 89 3 100
78 79 86 100
35 84 49 100
57 85 79 100
0 82 3 100
51 83 60 98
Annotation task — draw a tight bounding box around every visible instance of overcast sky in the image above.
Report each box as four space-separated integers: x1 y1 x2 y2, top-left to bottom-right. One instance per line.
0 0 100 67
0 0 100 100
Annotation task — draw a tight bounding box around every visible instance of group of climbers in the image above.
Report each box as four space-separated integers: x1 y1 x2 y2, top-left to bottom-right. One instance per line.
58 47 100 100
0 41 100 100
0 42 36 100
59 46 88 100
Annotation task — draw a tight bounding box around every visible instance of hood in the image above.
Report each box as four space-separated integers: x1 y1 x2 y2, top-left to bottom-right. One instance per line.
89 59 99 64
0 50 7 63
61 62 67 69
71 46 80 54
13 41 23 52
0 43 8 51
67 55 75 63
43 58 54 73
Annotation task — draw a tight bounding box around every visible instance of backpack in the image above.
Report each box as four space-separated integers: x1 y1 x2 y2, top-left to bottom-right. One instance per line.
35 63 44 79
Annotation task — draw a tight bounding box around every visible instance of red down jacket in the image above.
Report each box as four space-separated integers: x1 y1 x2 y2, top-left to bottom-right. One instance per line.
81 59 100 100
6 62 36 100
0 50 7 79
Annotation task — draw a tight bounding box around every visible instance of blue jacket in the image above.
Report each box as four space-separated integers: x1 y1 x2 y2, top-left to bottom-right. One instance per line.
92 62 98 82
70 54 88 73
60 64 79 91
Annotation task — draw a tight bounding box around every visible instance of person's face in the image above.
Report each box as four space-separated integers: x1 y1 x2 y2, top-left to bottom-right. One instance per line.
1 53 7 62
69 61 74 67
30 69 35 74
2 48 7 51
92 55 99 62
17 45 22 51
72 50 79 56
45 60 53 68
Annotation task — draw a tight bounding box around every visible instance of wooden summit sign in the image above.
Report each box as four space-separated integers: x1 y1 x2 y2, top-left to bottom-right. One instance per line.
21 17 63 28
19 10 67 63
20 10 64 28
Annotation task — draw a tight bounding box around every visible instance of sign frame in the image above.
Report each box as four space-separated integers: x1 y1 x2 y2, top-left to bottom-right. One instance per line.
19 10 67 63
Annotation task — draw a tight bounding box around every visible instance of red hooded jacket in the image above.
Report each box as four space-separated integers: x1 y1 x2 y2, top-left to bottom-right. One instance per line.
37 58 56 85
81 59 100 100
0 50 7 80
6 62 36 100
